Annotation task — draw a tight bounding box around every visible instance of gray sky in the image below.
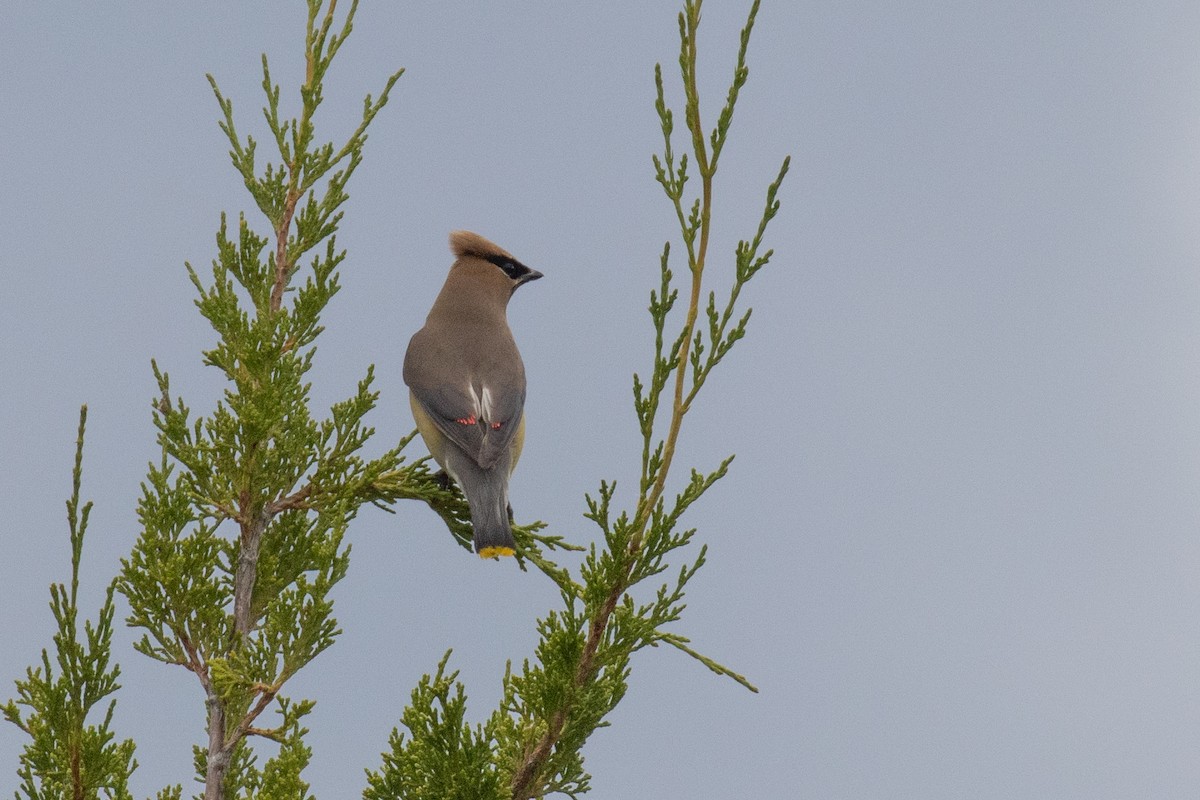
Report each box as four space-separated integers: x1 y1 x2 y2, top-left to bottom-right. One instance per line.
4 2 1200 798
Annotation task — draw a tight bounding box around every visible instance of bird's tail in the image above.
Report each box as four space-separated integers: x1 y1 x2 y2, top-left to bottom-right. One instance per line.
447 453 517 558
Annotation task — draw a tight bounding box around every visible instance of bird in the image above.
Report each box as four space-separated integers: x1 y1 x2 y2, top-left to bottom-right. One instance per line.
403 231 543 558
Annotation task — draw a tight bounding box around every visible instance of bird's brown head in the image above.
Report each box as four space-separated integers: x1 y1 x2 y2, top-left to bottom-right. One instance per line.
448 230 543 297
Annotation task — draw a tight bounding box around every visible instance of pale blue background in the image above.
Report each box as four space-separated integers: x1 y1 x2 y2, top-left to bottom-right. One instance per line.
4 3 1200 798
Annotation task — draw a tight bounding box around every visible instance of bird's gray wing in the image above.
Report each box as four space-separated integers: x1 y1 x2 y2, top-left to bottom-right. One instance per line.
473 382 525 470
409 382 525 471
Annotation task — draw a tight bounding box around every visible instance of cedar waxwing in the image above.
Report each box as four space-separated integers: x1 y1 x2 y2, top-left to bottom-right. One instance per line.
403 231 542 558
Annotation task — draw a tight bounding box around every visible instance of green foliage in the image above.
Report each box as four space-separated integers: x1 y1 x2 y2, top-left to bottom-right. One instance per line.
363 653 504 800
192 698 317 800
502 2 787 793
3 407 144 800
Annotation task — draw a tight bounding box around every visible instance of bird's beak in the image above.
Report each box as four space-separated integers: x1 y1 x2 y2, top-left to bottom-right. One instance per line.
518 269 543 286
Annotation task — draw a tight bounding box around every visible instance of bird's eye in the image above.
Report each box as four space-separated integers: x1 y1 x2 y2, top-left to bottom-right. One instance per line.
486 254 531 281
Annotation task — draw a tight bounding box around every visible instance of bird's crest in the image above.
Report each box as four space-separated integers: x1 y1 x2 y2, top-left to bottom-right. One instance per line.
450 230 513 261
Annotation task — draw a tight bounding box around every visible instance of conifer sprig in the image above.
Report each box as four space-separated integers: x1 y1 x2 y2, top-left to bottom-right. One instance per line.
504 1 787 795
3 407 143 800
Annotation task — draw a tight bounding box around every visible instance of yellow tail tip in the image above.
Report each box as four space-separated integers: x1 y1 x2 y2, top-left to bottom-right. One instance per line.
478 545 516 559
